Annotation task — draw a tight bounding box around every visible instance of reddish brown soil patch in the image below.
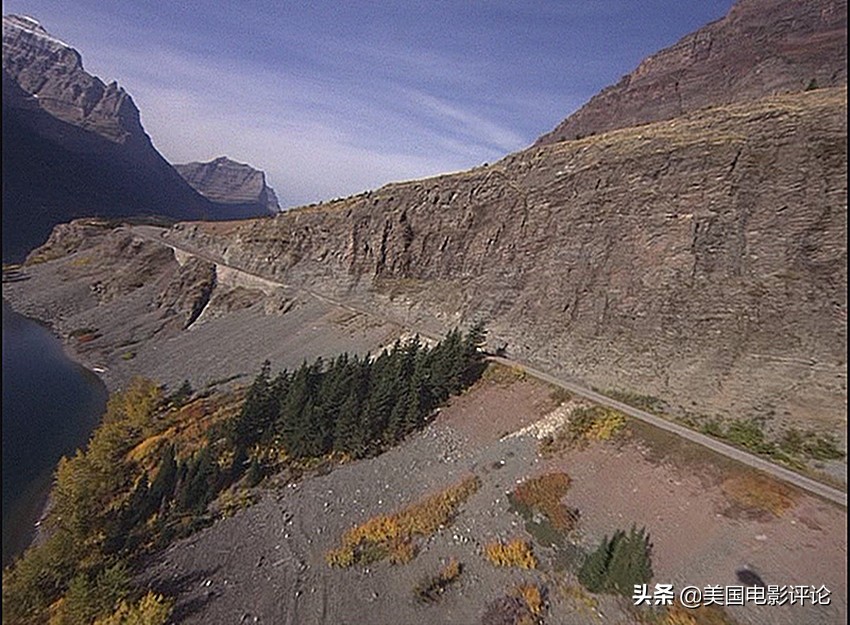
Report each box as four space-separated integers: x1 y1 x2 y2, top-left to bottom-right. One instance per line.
536 436 846 624
435 376 555 445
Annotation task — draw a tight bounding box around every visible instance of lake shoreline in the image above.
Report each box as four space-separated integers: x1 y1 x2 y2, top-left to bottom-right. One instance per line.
2 300 108 567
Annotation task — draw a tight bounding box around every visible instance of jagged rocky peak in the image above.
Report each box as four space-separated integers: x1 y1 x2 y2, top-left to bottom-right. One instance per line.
2 13 142 143
174 156 280 214
535 0 848 145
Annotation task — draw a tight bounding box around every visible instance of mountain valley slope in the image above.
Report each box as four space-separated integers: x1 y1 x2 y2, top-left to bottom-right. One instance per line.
1 15 275 261
8 86 846 446
2 1 847 623
162 88 848 439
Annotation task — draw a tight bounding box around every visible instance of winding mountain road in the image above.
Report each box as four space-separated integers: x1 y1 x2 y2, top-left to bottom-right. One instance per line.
129 224 848 508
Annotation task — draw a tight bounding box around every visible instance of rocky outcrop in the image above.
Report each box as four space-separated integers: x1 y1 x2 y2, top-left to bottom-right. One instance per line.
175 157 280 217
156 256 217 329
535 0 847 146
2 15 214 261
166 88 848 432
2 15 142 143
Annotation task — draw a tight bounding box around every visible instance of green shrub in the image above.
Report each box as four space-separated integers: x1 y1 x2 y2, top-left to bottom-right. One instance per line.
780 427 845 461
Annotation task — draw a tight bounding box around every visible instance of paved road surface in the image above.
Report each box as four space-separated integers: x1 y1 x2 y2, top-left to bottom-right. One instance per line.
130 224 848 508
488 357 847 507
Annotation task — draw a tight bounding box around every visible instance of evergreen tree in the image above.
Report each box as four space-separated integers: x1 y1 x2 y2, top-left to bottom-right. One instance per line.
463 321 487 362
278 363 310 456
149 445 177 512
177 447 218 512
578 526 653 595
578 533 615 593
402 374 424 434
245 456 263 487
607 525 653 595
333 389 366 456
231 360 275 449
364 352 396 448
230 444 249 482
299 400 325 457
385 388 408 444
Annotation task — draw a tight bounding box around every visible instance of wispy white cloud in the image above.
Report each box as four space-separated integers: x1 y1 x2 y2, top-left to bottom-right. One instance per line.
75 36 522 207
3 0 736 208
407 90 527 153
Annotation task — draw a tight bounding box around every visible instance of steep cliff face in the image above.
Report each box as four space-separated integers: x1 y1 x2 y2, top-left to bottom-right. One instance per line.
535 0 847 146
2 14 143 144
175 157 280 218
1 14 213 261
7 2 846 434
168 88 848 429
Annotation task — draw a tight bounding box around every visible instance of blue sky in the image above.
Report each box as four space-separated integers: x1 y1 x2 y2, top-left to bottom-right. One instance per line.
4 1 734 208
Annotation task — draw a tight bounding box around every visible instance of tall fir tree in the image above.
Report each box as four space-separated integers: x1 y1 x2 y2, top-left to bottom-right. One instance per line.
607 525 653 595
231 360 275 450
578 532 615 593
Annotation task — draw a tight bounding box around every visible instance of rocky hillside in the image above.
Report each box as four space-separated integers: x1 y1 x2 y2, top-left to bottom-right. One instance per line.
535 0 847 145
2 15 267 261
153 0 846 432
8 0 847 436
175 156 280 218
166 87 847 433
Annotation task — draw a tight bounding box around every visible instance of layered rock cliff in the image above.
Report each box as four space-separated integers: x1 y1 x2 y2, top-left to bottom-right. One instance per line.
3 15 210 261
175 157 280 217
535 0 847 145
3 14 145 144
6 0 847 437
165 88 848 431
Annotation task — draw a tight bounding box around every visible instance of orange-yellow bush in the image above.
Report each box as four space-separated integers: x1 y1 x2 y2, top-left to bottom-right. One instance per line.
512 472 576 531
483 539 537 569
327 475 481 567
541 406 627 454
721 473 796 517
440 558 462 581
387 539 417 564
514 583 544 615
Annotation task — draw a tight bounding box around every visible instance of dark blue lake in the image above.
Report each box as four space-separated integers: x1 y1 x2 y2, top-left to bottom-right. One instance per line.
2 300 107 567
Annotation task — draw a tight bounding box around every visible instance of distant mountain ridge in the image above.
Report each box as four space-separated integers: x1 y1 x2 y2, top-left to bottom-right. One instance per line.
1 15 273 261
535 0 847 145
175 157 280 217
7 0 848 438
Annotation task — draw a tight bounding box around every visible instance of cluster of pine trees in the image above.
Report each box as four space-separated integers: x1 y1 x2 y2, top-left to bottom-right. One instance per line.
104 324 489 559
229 323 487 462
106 444 224 554
577 525 653 595
3 325 488 625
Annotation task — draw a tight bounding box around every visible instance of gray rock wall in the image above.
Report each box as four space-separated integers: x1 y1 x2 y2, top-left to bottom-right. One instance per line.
167 89 848 430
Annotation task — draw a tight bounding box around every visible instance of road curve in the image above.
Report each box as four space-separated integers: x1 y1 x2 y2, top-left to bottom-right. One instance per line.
129 224 848 508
